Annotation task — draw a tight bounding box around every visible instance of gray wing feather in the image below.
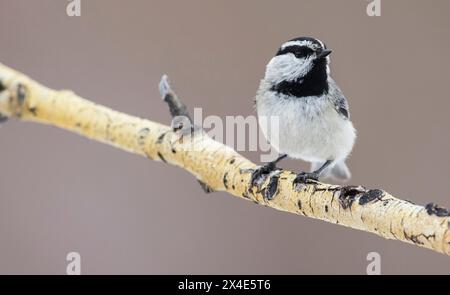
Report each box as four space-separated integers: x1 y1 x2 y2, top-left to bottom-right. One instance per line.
328 78 350 119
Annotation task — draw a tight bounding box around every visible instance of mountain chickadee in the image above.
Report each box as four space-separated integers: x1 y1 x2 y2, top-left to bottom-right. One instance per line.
253 37 356 185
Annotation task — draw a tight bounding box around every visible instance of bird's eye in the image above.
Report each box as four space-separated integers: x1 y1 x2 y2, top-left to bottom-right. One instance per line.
277 46 315 58
294 47 314 58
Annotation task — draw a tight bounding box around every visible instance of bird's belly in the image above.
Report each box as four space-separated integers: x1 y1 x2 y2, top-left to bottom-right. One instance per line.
257 97 355 162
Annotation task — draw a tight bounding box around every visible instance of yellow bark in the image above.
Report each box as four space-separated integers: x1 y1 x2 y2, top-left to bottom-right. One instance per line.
0 63 449 256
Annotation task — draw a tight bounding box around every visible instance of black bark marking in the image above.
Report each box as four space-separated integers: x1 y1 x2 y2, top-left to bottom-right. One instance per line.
403 229 409 241
156 132 167 144
308 193 315 215
359 189 384 205
325 205 329 213
232 185 235 190
28 106 37 116
137 127 150 146
171 148 177 154
330 192 337 215
405 232 436 245
361 214 366 223
339 186 366 210
389 222 397 239
425 203 450 217
157 152 167 163
312 186 341 193
297 199 307 216
223 172 229 189
409 235 423 245
229 158 235 165
264 174 280 201
0 80 5 92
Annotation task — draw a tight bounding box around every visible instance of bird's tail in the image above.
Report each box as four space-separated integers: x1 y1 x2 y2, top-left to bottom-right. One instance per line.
311 161 351 182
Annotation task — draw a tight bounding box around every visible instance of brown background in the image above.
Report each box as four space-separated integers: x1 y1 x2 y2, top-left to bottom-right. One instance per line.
0 0 449 274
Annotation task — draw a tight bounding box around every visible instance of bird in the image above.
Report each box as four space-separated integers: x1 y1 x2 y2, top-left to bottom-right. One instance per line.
253 37 356 186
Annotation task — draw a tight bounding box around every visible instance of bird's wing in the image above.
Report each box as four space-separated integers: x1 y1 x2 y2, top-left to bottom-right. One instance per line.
328 78 350 119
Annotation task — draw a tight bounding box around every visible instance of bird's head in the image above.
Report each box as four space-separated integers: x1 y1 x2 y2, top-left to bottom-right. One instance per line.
265 37 331 86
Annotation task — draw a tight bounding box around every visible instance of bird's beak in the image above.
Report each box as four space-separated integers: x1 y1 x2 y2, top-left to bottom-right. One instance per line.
316 49 332 59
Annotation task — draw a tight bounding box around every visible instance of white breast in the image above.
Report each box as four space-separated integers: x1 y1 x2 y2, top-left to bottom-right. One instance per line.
256 81 356 163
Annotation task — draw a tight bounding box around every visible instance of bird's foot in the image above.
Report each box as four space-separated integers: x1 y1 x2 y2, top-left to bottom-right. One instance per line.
293 171 319 185
250 162 278 187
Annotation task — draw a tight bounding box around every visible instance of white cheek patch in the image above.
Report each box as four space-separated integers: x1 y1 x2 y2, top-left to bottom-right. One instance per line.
265 54 314 84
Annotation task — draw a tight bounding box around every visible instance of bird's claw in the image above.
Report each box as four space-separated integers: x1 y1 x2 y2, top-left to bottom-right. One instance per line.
250 162 277 187
293 172 319 185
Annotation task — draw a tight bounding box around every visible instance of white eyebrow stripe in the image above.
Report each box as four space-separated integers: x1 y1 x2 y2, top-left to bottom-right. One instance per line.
281 40 319 50
316 39 325 48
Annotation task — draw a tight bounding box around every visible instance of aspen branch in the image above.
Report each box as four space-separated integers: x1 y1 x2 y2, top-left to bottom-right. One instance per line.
0 63 449 256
